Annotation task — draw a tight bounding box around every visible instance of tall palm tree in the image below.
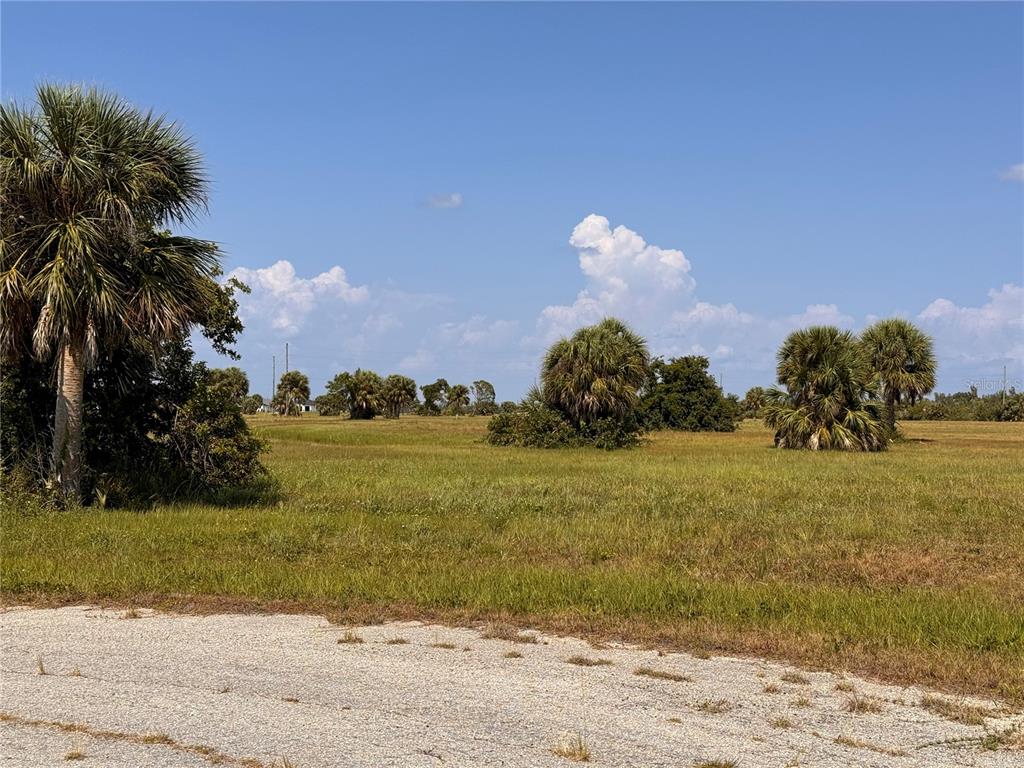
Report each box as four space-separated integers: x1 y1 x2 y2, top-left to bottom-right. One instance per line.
1 84 219 498
860 318 936 435
763 326 885 451
541 317 649 426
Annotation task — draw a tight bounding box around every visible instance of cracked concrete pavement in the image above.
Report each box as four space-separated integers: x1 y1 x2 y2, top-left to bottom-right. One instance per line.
1 606 1020 767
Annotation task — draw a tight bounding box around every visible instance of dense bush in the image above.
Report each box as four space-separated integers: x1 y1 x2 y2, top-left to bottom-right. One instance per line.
900 389 1022 422
486 392 641 450
640 356 741 432
2 337 267 507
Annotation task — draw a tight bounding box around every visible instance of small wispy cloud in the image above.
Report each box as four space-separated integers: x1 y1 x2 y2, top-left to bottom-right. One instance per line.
426 192 463 209
998 163 1024 182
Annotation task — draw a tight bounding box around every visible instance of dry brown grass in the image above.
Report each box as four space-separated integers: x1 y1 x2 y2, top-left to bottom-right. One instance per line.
693 760 738 768
762 683 781 694
834 734 909 757
0 712 268 767
920 694 997 725
696 699 734 714
634 666 690 683
481 622 537 644
503 650 523 659
843 694 883 714
834 680 854 692
35 655 46 675
336 631 363 644
770 716 793 729
551 732 591 762
781 671 810 685
566 655 612 667
431 642 457 650
384 637 408 645
64 745 86 761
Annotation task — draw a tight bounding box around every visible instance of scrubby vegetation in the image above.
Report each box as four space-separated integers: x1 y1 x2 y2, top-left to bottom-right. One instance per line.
900 388 1023 422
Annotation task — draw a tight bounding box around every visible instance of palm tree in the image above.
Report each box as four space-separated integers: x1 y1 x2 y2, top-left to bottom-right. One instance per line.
381 374 417 419
445 384 471 415
274 371 311 416
346 369 384 419
541 317 649 426
860 318 936 435
1 84 219 499
763 326 885 451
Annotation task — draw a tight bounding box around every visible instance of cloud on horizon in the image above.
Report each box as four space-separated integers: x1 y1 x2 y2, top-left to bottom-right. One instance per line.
215 217 1021 399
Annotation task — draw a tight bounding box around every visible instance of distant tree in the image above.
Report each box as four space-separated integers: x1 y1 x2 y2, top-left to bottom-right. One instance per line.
318 372 352 417
470 379 497 415
273 371 310 416
209 367 249 402
345 369 384 419
640 356 740 432
420 378 449 415
498 401 518 414
381 375 418 418
763 326 884 451
446 384 471 415
742 386 767 419
542 318 648 427
860 318 936 436
241 393 264 414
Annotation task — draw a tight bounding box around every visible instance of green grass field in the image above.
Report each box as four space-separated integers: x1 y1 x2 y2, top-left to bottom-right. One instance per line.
3 417 1022 700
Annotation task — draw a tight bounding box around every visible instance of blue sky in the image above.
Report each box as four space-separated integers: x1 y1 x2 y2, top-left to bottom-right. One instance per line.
4 2 1022 400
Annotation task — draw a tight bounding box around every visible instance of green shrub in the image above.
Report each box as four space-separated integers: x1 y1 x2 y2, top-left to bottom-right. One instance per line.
486 399 578 448
161 377 266 492
640 356 741 432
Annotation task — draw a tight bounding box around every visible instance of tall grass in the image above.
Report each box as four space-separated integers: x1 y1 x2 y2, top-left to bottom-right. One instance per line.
2 418 1022 699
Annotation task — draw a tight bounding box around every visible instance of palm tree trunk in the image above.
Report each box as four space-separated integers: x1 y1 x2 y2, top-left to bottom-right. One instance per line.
52 337 85 500
885 390 897 436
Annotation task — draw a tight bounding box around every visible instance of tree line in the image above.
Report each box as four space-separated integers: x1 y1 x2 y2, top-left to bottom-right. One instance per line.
488 316 943 451
259 369 508 419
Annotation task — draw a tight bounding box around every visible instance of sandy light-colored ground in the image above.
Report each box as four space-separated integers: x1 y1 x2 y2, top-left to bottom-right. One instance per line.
0 607 1020 767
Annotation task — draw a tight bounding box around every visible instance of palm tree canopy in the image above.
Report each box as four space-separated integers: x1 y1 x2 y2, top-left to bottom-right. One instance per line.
860 318 936 405
1 83 218 361
764 325 885 451
542 317 649 425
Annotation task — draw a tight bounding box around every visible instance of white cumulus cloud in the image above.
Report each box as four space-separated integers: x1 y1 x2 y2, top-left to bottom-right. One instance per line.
229 260 368 335
536 214 695 341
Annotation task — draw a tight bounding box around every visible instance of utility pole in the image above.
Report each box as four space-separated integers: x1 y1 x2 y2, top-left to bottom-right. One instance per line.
1003 365 1008 405
272 355 276 400
285 342 289 374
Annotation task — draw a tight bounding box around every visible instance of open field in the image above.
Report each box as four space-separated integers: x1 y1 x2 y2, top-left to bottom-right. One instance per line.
2 418 1022 701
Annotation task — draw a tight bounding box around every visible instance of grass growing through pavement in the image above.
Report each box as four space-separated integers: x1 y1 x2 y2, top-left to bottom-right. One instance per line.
2 417 1022 700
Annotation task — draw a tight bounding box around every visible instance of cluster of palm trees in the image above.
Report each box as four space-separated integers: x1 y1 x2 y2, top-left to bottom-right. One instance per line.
506 316 936 452
764 319 936 450
319 370 418 419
